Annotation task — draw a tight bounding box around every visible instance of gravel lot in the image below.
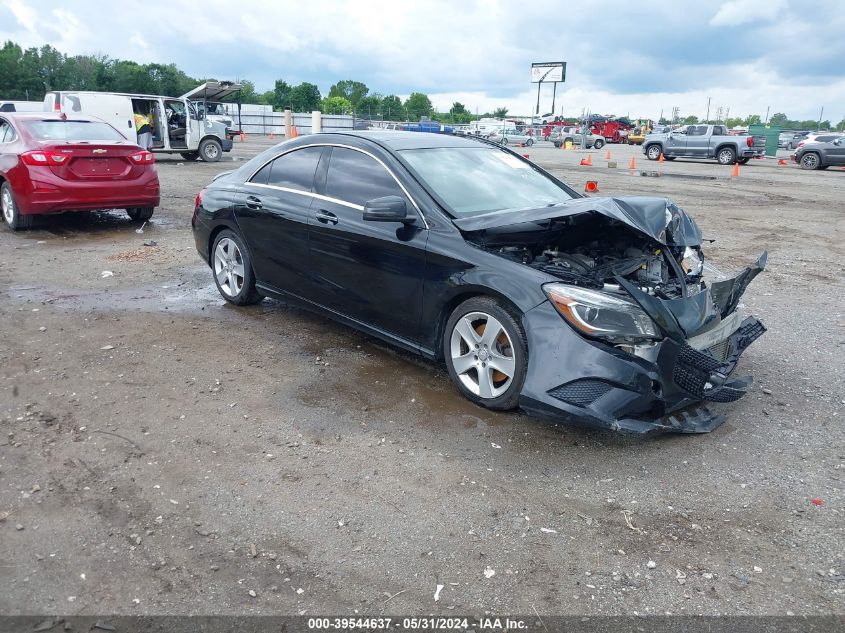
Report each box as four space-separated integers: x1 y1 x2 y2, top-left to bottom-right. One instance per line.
1 136 843 617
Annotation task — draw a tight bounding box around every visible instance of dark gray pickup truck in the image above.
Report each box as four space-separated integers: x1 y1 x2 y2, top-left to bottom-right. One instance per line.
643 124 766 165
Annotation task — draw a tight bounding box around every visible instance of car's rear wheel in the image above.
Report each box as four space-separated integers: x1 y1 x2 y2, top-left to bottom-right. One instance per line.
199 138 222 162
1 182 33 231
800 152 821 170
645 144 662 160
717 147 736 165
127 207 154 222
444 297 528 411
211 230 263 305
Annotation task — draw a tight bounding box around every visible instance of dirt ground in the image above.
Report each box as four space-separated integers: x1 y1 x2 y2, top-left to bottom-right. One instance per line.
1 137 843 617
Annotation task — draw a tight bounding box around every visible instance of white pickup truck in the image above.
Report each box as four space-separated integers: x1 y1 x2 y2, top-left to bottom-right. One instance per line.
643 124 766 165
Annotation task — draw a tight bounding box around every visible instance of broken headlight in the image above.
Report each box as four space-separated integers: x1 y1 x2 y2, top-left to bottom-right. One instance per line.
544 283 660 343
680 246 703 276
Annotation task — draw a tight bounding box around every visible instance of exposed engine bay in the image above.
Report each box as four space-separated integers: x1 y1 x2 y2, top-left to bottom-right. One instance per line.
471 213 704 299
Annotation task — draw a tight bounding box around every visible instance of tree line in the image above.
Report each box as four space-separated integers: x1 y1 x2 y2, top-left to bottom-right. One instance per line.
666 112 844 131
2 40 841 130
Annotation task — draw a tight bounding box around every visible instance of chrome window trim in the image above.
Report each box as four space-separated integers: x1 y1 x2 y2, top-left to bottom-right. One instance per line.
0 118 16 144
247 182 364 211
245 142 429 228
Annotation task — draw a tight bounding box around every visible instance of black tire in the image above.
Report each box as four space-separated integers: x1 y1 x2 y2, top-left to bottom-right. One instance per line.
127 207 154 222
526 138 534 146
564 137 574 145
716 146 736 165
198 138 223 163
501 138 509 146
800 152 821 170
593 138 605 149
210 229 263 305
737 157 750 165
443 296 528 411
180 152 200 161
645 144 662 161
1 181 33 231
553 141 561 148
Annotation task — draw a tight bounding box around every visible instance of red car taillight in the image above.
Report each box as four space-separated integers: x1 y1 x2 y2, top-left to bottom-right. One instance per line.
130 150 155 164
746 136 754 147
192 187 207 227
20 150 69 166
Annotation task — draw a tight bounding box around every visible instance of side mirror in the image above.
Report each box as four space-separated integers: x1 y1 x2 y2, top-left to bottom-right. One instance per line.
363 196 412 223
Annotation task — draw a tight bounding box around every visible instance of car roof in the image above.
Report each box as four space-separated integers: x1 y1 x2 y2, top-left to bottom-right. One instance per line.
321 130 489 151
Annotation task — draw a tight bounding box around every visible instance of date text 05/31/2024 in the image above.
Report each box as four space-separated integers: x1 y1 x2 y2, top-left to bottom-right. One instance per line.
307 617 528 630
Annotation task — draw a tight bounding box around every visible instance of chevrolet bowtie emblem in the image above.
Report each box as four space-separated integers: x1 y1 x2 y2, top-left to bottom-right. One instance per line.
92 149 107 154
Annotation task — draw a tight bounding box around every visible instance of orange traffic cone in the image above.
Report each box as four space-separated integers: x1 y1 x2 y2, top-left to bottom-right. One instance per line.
239 132 245 142
605 149 611 160
658 152 665 163
579 157 590 166
585 154 593 166
732 162 740 177
628 156 636 170
290 125 299 139
777 159 787 165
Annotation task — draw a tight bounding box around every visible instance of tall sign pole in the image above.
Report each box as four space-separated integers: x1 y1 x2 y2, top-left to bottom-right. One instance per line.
531 62 566 119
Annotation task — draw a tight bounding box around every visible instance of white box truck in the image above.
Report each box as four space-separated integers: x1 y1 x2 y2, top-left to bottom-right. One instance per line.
43 91 233 162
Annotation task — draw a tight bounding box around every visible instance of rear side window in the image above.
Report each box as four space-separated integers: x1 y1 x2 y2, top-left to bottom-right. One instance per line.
0 119 16 143
22 120 125 142
816 135 836 143
326 147 404 207
250 146 323 192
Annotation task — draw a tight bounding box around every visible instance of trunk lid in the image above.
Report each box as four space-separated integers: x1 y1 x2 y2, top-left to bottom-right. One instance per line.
35 142 145 181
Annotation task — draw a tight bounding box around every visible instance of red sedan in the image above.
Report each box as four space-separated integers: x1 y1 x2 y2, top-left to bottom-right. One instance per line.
0 113 160 231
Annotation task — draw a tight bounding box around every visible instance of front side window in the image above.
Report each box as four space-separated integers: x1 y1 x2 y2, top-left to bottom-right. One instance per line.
400 146 575 216
250 146 323 192
325 147 404 207
21 120 124 142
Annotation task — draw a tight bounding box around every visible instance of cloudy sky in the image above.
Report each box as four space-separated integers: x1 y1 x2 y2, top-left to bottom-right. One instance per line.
1 0 843 122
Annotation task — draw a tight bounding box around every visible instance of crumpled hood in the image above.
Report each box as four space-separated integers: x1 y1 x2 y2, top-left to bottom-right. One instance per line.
452 196 703 246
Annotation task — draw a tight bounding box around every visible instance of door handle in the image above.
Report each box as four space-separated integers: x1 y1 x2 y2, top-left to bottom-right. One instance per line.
246 196 263 210
315 209 338 225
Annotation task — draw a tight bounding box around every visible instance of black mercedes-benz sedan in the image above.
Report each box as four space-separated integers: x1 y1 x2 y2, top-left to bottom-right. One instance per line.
191 131 767 434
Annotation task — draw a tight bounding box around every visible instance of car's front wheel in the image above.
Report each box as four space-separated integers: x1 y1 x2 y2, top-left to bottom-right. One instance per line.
199 138 222 162
444 297 528 411
1 181 33 231
645 144 662 160
211 230 263 305
800 152 821 170
593 138 605 149
526 138 534 146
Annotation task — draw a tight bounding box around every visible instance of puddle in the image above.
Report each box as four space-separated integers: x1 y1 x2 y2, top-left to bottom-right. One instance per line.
17 210 181 244
8 281 225 315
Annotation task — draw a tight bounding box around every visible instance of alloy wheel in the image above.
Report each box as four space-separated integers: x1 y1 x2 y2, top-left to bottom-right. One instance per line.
801 154 818 169
1 187 13 224
213 237 245 297
450 311 516 399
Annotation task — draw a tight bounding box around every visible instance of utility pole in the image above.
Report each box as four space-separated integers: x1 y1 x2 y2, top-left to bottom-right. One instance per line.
764 106 770 124
817 106 824 131
706 97 711 124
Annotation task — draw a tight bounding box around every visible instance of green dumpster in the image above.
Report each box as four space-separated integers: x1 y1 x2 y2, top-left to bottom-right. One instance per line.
749 124 781 157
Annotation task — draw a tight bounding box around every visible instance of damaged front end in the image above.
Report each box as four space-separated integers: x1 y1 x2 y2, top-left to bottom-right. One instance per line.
456 196 767 434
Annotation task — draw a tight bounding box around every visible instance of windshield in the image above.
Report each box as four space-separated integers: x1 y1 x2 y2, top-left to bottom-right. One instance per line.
400 146 575 216
22 120 125 142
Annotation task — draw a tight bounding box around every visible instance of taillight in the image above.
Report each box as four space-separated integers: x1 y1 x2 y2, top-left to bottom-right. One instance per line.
130 150 155 164
53 99 61 111
20 150 69 166
192 187 207 227
194 188 207 211
746 136 754 147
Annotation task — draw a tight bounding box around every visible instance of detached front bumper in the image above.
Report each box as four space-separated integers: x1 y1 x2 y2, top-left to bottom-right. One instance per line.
518 303 765 434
